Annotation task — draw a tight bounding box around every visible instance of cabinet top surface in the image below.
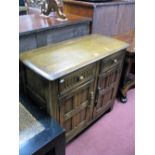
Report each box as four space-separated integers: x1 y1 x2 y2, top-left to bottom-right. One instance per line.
20 34 128 80
19 14 91 35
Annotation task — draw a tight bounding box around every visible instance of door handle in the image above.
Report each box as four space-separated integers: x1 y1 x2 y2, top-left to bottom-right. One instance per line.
90 91 94 106
95 87 101 106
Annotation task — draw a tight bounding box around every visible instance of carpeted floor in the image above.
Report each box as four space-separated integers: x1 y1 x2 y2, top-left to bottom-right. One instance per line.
66 89 135 155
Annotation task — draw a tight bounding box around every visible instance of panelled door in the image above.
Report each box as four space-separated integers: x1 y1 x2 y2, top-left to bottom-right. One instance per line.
59 79 95 142
93 66 122 117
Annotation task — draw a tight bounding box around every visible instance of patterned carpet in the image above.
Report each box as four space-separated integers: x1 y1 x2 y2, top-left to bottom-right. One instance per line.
66 89 135 155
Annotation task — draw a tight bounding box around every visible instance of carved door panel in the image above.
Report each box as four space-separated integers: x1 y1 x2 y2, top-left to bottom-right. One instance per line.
59 79 94 141
94 66 122 117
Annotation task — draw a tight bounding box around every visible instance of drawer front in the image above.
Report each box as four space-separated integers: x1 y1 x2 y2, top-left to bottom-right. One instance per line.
100 51 124 73
98 66 122 91
58 63 97 95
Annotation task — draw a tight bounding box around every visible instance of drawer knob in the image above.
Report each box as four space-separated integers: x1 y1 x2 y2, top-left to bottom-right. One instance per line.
114 59 118 63
98 87 101 90
79 75 84 81
60 79 65 83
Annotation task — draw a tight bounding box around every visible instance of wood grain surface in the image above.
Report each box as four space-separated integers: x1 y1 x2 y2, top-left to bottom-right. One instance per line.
20 34 128 81
64 0 135 36
19 14 91 35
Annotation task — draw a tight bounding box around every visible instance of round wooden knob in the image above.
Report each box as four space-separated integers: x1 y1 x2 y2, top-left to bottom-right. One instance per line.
79 75 84 81
60 79 65 83
98 87 101 90
114 59 118 63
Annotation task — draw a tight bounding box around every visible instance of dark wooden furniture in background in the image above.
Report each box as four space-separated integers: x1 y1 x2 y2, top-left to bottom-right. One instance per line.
20 34 128 142
19 14 91 52
113 31 135 103
64 0 135 36
19 94 65 155
19 0 28 15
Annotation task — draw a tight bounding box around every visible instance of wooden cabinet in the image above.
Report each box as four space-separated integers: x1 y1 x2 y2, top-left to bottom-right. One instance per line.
19 14 90 52
20 34 128 142
64 0 135 36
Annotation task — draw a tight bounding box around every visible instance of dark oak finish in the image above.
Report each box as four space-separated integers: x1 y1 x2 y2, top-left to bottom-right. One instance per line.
59 79 95 142
19 14 91 52
113 31 135 103
64 0 135 36
93 52 124 117
20 34 128 80
20 34 128 142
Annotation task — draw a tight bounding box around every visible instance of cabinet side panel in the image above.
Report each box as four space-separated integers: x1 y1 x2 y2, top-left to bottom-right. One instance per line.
24 67 48 108
46 24 90 45
47 81 59 121
19 34 37 52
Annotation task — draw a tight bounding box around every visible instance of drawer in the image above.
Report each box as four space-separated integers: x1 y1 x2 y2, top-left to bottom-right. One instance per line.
100 51 124 73
58 63 96 94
